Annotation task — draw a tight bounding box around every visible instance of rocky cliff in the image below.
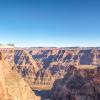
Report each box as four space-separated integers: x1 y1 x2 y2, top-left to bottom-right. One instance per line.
0 52 40 100
50 65 100 100
12 48 100 89
2 47 100 99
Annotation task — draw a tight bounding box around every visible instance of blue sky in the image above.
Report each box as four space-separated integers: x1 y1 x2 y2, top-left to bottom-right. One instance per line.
0 0 100 47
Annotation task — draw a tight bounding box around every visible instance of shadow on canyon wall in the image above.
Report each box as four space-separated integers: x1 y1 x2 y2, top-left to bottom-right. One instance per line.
33 90 51 100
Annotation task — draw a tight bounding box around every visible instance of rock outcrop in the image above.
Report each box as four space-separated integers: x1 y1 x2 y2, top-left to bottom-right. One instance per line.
51 65 100 100
0 58 40 99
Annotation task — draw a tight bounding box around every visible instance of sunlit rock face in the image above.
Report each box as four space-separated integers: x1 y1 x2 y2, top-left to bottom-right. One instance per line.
51 66 100 100
0 50 40 100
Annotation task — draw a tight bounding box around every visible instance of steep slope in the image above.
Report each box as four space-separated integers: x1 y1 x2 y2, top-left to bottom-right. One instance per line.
0 60 40 100
51 66 100 100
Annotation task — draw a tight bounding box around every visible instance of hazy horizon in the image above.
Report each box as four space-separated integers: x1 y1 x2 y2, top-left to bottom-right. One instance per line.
0 0 100 47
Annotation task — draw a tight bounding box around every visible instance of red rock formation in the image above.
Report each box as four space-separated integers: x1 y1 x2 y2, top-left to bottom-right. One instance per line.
51 66 100 100
4 48 100 92
0 51 40 100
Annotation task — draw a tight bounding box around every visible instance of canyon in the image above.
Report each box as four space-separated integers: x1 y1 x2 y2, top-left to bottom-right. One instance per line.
0 46 100 100
13 47 100 90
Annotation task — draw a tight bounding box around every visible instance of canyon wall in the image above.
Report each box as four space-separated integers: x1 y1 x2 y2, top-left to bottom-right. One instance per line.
51 65 100 100
1 47 100 100
13 48 100 90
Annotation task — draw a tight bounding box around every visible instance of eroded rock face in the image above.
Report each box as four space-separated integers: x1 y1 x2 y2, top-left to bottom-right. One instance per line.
2 48 100 99
12 48 100 88
0 60 40 100
4 48 100 91
51 66 100 100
